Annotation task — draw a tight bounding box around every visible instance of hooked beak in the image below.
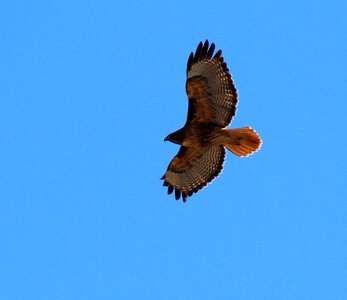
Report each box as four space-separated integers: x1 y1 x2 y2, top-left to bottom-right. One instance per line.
164 136 169 142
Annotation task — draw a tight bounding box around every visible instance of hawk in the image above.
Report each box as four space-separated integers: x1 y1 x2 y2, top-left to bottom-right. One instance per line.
161 40 262 202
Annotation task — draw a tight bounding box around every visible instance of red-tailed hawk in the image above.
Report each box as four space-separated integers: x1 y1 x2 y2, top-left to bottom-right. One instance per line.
161 40 262 202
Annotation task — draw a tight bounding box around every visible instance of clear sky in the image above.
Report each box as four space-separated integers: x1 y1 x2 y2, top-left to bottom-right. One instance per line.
1 1 346 299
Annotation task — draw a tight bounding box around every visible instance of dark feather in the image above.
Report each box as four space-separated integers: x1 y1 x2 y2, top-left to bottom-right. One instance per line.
175 189 181 200
187 52 194 74
213 49 222 59
182 194 187 202
206 43 215 59
193 42 203 63
200 40 209 59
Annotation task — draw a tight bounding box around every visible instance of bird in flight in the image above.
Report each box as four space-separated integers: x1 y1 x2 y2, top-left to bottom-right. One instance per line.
161 40 262 202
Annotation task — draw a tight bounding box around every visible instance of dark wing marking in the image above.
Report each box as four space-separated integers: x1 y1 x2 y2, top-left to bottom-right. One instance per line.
161 145 226 202
186 40 238 127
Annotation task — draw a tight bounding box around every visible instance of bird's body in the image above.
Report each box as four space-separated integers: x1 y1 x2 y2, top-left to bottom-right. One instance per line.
162 40 262 202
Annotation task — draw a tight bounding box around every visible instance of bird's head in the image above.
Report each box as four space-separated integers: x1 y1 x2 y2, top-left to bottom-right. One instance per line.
164 131 183 145
164 134 176 143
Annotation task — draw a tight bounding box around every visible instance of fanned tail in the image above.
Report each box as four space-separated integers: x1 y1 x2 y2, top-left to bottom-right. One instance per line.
224 127 262 157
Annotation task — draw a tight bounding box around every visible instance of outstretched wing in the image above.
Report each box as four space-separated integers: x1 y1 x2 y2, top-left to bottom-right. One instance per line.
185 40 238 127
161 145 225 202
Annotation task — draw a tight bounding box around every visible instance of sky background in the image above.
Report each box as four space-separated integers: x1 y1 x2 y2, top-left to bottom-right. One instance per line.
1 1 346 299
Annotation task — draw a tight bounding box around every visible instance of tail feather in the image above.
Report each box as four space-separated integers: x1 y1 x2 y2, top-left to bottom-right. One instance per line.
224 127 262 157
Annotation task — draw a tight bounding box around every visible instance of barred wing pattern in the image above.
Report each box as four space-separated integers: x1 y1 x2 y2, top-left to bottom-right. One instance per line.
186 40 238 127
162 146 225 202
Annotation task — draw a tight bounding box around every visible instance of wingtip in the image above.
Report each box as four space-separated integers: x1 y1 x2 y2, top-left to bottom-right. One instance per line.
213 49 222 59
200 40 209 58
206 42 215 59
168 185 174 195
182 192 188 203
187 52 194 73
193 42 203 63
175 189 181 200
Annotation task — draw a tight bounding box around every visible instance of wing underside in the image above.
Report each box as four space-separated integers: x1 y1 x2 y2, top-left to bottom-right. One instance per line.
185 40 238 127
161 145 225 202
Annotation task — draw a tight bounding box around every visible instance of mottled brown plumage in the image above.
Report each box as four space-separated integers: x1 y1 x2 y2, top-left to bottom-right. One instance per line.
162 40 262 202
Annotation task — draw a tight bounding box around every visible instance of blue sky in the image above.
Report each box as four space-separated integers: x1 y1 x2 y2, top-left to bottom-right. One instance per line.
1 1 346 299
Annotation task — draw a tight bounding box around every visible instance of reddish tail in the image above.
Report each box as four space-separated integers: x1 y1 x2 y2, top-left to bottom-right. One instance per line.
224 127 262 157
